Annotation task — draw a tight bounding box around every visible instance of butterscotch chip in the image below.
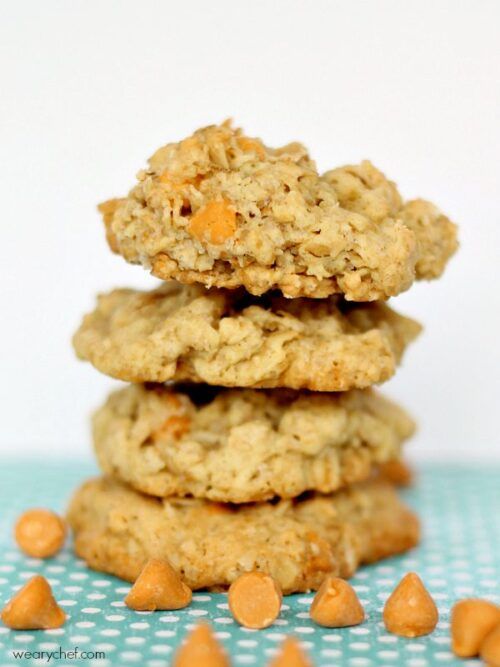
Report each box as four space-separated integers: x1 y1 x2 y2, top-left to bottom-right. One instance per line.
73 283 421 391
268 636 312 667
379 459 414 486
1 575 66 630
15 509 66 558
125 558 192 611
480 624 500 666
100 121 457 300
228 572 282 629
310 576 365 627
173 622 230 667
383 572 438 637
91 383 414 503
451 599 500 657
67 476 420 594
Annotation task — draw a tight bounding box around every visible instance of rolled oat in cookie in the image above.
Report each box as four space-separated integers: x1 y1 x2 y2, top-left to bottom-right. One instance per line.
100 121 457 300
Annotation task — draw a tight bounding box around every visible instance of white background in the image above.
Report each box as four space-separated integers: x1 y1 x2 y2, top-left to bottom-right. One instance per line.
1 0 499 462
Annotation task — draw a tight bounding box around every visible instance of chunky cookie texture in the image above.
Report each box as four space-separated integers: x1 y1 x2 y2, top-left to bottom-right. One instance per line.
67 477 420 593
100 121 457 300
93 384 415 503
72 283 421 390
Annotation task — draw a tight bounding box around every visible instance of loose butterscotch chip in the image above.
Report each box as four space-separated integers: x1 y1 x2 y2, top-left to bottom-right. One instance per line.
228 572 282 629
383 572 438 637
268 636 312 667
480 623 500 666
173 622 230 667
125 558 192 611
1 575 66 630
188 200 237 245
310 576 365 627
451 599 500 657
15 509 66 558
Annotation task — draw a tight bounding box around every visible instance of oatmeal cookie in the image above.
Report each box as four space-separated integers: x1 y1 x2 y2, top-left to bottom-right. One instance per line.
100 121 457 299
67 476 419 593
93 383 415 502
73 283 421 390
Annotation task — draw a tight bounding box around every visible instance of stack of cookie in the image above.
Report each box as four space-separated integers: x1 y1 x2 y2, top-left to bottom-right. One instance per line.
68 122 457 594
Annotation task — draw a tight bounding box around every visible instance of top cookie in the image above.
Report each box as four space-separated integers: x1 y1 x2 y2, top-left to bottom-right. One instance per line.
101 121 457 300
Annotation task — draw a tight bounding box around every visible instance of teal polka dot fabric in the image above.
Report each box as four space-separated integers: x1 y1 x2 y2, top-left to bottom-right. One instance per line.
0 462 498 666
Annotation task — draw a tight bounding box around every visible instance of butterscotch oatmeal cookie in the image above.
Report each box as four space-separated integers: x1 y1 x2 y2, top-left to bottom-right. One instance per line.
100 121 457 300
93 384 415 503
72 283 421 390
67 477 420 593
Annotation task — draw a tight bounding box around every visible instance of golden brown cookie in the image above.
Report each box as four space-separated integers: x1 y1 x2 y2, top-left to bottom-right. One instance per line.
67 477 420 594
93 384 415 502
73 283 421 390
100 121 457 300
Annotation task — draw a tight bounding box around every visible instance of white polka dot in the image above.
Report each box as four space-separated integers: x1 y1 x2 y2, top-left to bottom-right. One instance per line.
350 627 370 635
95 643 116 651
64 585 83 593
214 631 230 640
43 628 65 635
151 644 172 654
75 621 95 629
119 651 142 661
105 614 125 622
265 633 286 641
70 572 88 580
38 642 59 650
125 636 145 645
295 626 314 634
115 586 131 594
322 634 342 642
100 628 121 637
295 611 310 619
155 630 175 638
321 648 342 658
273 619 289 626
297 596 313 605
87 592 106 600
92 579 111 587
59 599 77 606
130 622 150 630
377 650 398 659
13 634 35 642
350 642 370 651
378 635 398 643
69 635 90 643
159 614 179 623
187 608 208 616
193 594 210 601
217 602 229 610
406 643 426 652
238 640 257 648
434 652 454 661
110 600 126 607
214 617 233 624
82 606 101 614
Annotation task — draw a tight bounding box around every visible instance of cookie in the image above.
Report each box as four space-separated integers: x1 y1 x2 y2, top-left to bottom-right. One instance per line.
72 283 421 390
67 477 420 593
100 121 457 300
93 384 415 502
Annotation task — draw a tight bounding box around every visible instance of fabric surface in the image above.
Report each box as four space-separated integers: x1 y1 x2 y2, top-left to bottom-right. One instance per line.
0 461 498 667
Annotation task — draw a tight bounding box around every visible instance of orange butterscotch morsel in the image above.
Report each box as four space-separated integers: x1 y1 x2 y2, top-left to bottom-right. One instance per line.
125 558 192 611
152 415 191 441
310 576 365 627
188 200 237 245
228 571 282 629
15 509 66 558
1 575 66 630
173 622 230 667
268 636 313 667
480 624 500 667
451 599 500 657
237 136 266 159
383 572 438 637
379 459 414 487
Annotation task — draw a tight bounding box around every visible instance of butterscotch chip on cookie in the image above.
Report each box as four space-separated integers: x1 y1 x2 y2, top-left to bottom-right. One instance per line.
67 477 419 594
73 283 421 390
92 384 415 502
100 121 457 300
